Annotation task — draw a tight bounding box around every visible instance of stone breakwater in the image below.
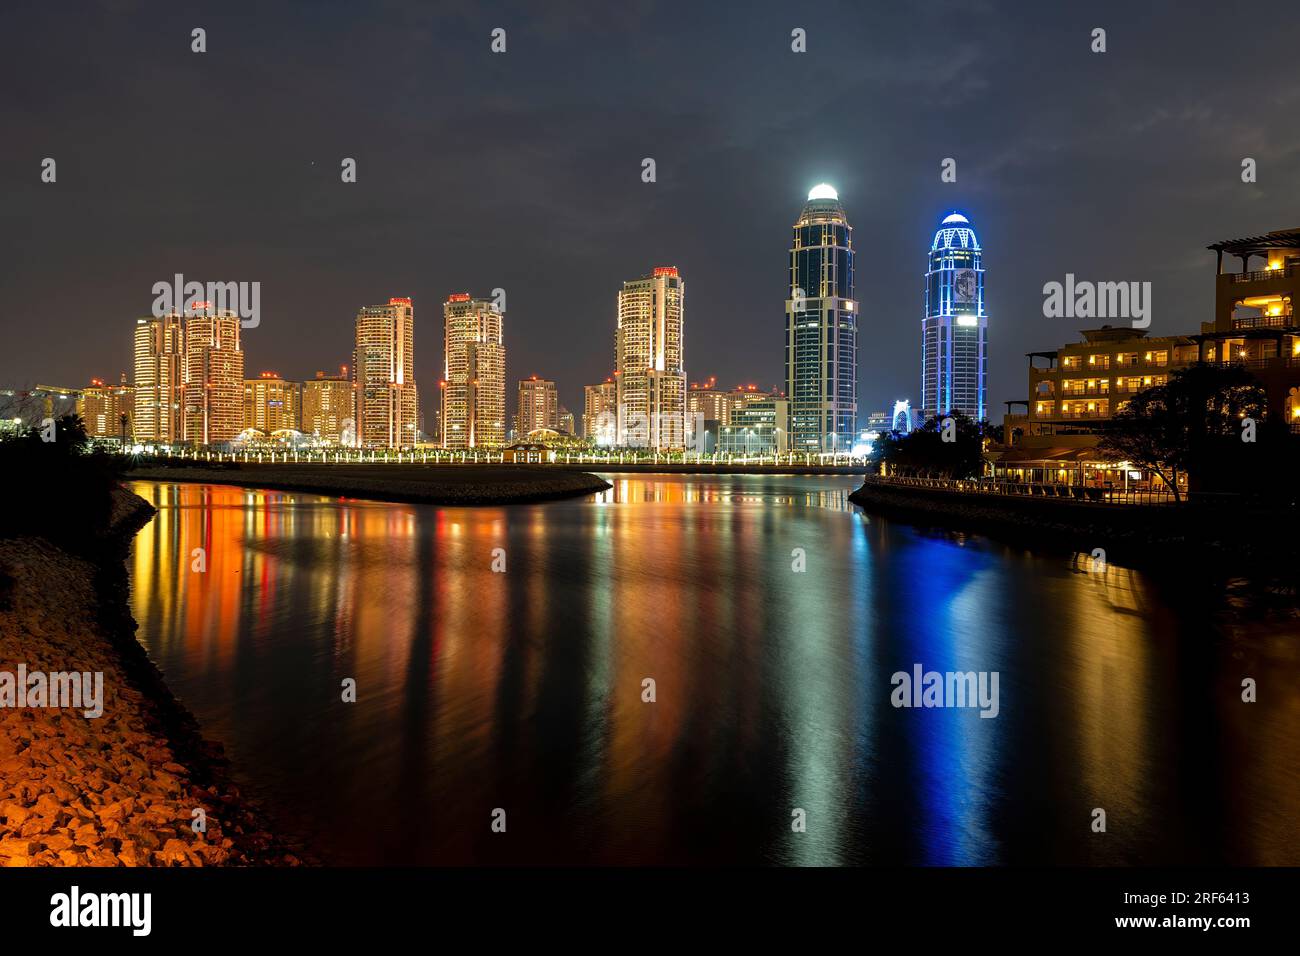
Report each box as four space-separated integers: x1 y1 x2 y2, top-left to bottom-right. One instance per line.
0 487 301 866
126 463 613 506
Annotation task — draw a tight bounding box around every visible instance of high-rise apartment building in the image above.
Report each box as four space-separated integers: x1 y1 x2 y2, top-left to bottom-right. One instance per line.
79 375 134 441
353 298 418 448
441 294 505 448
182 308 244 445
922 212 988 422
516 376 558 435
244 371 300 434
583 378 617 441
132 313 183 443
785 185 857 453
616 266 686 449
302 367 354 445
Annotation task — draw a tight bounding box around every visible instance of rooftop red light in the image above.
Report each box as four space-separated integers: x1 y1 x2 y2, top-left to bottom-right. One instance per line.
652 266 679 278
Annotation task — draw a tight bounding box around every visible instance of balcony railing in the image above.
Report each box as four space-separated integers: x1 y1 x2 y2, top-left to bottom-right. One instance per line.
1229 264 1298 283
1231 314 1293 330
1218 355 1295 370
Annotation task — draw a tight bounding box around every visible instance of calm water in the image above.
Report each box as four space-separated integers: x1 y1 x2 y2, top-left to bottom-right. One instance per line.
125 476 1300 865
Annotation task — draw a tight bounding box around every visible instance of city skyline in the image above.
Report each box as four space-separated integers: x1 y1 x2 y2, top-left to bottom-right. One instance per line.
8 3 1298 423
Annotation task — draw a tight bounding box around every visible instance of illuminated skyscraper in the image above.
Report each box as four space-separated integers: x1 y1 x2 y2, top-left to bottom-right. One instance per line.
354 298 418 448
302 367 354 444
244 372 300 433
79 375 133 441
182 307 244 445
132 313 183 443
922 212 988 422
441 294 505 448
583 378 617 441
785 184 857 453
616 266 686 449
516 376 558 435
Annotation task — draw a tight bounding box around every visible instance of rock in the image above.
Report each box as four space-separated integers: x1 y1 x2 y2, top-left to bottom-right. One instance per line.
158 838 198 866
96 797 135 822
84 847 121 867
0 802 31 826
118 840 142 867
32 794 64 820
41 833 74 852
0 837 35 857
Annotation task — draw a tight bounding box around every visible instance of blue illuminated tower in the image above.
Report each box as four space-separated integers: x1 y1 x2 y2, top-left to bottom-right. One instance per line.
785 184 857 453
921 212 987 423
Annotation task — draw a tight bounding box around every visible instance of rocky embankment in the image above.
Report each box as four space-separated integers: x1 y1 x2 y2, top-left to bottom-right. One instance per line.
126 462 612 506
0 487 300 866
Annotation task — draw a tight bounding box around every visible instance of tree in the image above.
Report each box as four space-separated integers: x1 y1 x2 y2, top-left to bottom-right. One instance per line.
876 413 988 479
0 414 125 550
1098 364 1267 501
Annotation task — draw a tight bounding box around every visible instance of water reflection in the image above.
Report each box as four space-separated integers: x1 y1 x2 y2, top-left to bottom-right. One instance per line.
126 476 1300 865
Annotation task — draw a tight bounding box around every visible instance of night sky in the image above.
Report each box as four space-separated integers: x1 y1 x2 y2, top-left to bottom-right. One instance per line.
4 1 1299 420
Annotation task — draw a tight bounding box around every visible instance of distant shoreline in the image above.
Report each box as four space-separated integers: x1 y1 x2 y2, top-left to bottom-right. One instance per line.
847 477 1299 585
124 463 612 507
551 462 867 475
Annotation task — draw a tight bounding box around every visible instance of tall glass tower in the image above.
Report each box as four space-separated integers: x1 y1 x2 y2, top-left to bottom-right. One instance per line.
785 184 857 453
921 212 987 423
